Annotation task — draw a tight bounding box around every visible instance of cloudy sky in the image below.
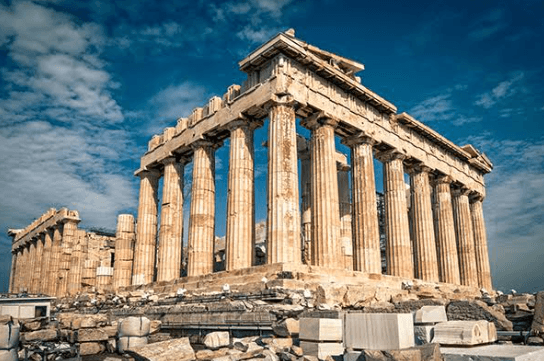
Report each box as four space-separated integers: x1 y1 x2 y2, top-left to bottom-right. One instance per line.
1 0 542 294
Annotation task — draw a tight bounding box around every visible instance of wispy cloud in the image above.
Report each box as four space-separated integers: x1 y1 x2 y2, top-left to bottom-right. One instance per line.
474 72 524 109
410 93 454 122
468 8 507 41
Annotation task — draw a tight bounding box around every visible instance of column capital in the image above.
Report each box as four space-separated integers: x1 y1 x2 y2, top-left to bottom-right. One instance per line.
407 162 433 175
433 175 453 186
191 138 222 151
376 149 407 163
452 186 471 197
301 111 338 130
139 168 161 180
342 131 376 147
337 162 351 172
227 117 263 132
469 191 485 203
263 95 297 111
161 156 177 165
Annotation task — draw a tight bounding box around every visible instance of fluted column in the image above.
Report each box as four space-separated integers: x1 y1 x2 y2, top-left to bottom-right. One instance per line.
132 169 160 285
226 120 258 271
433 176 461 284
20 246 29 292
266 101 301 264
187 140 216 276
300 151 312 264
306 117 341 268
453 187 478 287
31 236 44 293
47 226 62 296
338 161 353 270
410 165 439 282
67 229 86 295
113 214 136 290
39 230 53 294
9 251 18 293
381 151 413 278
58 220 78 297
157 157 185 281
470 196 493 290
344 135 381 274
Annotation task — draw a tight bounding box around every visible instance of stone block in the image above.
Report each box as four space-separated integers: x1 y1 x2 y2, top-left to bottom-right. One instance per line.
203 331 230 350
0 348 18 361
118 336 148 353
299 318 343 342
77 328 108 342
273 318 299 337
344 344 442 361
79 342 106 356
127 337 195 361
433 320 496 346
442 345 544 361
413 306 447 324
0 322 19 349
344 313 414 350
299 341 344 360
447 300 513 331
24 328 58 342
118 316 151 337
414 325 434 345
531 291 544 333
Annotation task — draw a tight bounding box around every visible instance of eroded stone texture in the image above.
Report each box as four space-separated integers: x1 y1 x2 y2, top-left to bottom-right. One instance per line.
266 102 301 265
113 214 136 290
452 188 478 287
157 157 184 282
132 170 160 286
67 229 87 295
187 140 216 277
433 176 461 285
410 166 439 282
470 197 492 290
38 230 53 294
226 120 257 271
338 160 353 271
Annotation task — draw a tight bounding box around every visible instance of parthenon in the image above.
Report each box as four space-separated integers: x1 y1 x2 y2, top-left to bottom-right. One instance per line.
8 30 493 297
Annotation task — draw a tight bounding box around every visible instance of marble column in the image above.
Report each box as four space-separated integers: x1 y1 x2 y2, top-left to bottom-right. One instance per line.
470 196 493 290
31 236 44 293
409 165 439 282
113 214 136 290
307 117 341 268
344 135 381 274
381 151 414 278
187 140 216 277
58 220 78 297
132 169 160 285
20 246 29 292
39 230 53 294
266 101 301 264
9 251 18 293
157 157 185 281
452 187 478 287
47 226 62 296
67 229 87 295
300 151 312 264
433 176 461 284
338 162 353 270
226 120 257 271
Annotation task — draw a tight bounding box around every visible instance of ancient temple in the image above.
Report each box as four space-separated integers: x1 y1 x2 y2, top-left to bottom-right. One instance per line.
8 30 493 297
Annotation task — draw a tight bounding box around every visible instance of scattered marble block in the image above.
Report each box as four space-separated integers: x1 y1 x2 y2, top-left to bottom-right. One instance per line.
344 313 414 350
127 337 195 361
300 341 344 359
433 320 497 346
414 325 435 345
442 345 544 361
414 306 448 324
299 318 343 342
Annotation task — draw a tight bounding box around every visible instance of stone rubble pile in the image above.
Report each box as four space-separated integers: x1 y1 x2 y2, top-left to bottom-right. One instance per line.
0 316 19 361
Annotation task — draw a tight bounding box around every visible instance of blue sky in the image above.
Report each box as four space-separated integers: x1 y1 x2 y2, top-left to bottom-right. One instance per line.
1 0 543 294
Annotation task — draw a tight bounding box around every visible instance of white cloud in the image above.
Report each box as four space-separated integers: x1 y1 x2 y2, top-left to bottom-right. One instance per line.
409 93 453 122
474 72 524 109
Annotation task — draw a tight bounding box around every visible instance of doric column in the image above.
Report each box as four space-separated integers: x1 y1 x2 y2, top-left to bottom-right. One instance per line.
338 161 353 270
31 236 44 293
46 226 62 296
20 246 29 292
470 195 493 290
433 176 460 284
39 230 53 294
157 157 185 281
344 134 381 274
299 150 312 264
452 187 478 287
187 140 216 277
266 101 301 264
409 165 439 282
225 119 258 271
113 214 136 290
132 169 160 285
306 116 342 268
58 220 78 297
9 250 18 293
67 229 87 295
380 150 414 278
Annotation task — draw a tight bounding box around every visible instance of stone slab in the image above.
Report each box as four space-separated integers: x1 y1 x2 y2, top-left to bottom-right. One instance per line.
414 325 434 345
442 345 544 361
345 313 414 350
299 318 343 342
433 320 496 346
127 337 195 361
414 306 448 324
299 341 344 359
